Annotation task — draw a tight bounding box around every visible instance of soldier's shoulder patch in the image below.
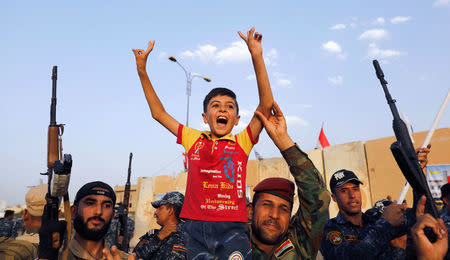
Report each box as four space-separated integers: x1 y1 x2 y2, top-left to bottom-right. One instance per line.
172 244 187 252
326 231 343 245
134 239 148 250
274 239 294 258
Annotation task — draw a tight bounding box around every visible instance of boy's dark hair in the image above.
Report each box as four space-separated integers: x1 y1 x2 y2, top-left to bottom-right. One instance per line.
203 88 239 114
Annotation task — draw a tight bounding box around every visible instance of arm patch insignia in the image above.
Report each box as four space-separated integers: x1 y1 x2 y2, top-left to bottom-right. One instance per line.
173 244 187 252
326 231 343 245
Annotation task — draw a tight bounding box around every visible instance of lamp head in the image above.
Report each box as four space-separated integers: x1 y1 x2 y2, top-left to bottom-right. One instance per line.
168 56 177 62
204 77 212 82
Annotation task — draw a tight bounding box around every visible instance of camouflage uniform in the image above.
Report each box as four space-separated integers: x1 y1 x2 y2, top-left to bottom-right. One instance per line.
440 207 450 260
250 144 331 259
320 211 407 260
134 222 186 260
0 219 16 238
105 216 135 248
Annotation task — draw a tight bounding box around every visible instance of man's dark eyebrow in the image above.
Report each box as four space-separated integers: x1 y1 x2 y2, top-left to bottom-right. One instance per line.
101 200 113 205
84 197 97 203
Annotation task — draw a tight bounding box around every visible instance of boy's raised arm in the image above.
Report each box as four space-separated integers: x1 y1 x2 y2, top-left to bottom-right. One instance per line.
132 40 180 136
238 27 274 141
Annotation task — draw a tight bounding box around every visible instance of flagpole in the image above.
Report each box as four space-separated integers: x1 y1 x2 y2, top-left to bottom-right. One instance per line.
397 89 450 204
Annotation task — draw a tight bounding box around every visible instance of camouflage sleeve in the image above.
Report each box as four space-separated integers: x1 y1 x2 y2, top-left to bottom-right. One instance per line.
320 218 399 260
281 144 331 259
134 233 162 259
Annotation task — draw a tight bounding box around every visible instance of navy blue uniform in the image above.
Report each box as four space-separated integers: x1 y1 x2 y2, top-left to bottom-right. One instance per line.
320 212 406 260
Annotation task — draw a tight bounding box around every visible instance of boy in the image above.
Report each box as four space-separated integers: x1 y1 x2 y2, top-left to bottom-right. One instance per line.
132 27 273 259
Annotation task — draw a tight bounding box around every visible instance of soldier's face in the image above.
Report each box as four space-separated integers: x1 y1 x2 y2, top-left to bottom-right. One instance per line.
155 204 171 227
251 193 292 245
72 194 114 241
332 182 362 216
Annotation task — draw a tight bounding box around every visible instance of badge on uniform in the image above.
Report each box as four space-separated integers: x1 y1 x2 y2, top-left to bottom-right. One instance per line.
274 239 294 258
172 244 187 252
326 231 343 245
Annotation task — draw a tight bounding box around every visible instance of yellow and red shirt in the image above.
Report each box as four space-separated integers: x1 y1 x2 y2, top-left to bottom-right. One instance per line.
177 124 257 222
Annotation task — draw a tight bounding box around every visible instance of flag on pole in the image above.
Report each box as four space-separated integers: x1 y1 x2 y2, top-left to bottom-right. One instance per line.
317 123 330 149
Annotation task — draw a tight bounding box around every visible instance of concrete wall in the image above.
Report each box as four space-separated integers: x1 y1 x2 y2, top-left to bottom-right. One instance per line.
323 141 372 218
131 177 156 247
365 128 450 205
127 128 449 245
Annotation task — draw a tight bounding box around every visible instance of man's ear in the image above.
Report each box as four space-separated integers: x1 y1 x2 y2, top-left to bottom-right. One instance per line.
247 204 253 222
234 115 240 126
23 209 29 220
71 205 77 221
202 112 208 124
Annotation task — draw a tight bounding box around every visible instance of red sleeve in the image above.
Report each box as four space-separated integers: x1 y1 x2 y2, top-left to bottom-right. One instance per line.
176 124 184 144
246 125 259 145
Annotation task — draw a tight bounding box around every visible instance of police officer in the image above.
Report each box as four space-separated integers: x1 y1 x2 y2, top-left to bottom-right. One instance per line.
249 102 331 259
0 210 15 238
133 191 186 260
320 169 406 259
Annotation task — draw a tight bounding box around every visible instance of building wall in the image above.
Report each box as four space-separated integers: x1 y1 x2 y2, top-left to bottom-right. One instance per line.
113 184 138 216
323 141 372 217
365 128 450 205
128 127 449 247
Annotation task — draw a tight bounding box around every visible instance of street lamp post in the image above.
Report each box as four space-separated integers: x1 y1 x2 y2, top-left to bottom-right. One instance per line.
169 56 211 126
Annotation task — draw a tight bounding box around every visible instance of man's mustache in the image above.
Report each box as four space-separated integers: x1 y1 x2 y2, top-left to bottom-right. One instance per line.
87 216 105 223
262 219 281 229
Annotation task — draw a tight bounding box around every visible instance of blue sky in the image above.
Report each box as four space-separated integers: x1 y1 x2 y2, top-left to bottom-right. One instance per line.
2 1 449 206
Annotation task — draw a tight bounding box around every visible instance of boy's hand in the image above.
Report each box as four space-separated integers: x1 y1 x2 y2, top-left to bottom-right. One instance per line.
132 40 155 70
254 102 294 151
238 27 263 56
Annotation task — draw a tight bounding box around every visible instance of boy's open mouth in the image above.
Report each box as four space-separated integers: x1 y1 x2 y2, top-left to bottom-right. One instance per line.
216 116 228 126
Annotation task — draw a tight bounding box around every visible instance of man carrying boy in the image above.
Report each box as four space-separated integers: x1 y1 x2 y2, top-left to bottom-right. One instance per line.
132 27 274 259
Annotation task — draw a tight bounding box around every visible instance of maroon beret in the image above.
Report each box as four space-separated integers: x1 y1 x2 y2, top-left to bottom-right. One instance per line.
253 177 295 203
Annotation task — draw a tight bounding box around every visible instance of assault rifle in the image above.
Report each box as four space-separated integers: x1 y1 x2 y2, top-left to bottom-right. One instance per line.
118 152 133 252
41 66 73 259
373 60 438 217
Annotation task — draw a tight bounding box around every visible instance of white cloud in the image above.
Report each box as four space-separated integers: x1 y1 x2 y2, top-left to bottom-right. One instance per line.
322 41 346 59
359 29 388 41
373 17 385 25
367 43 405 60
390 16 412 24
330 24 346 30
285 115 309 126
350 23 357 28
216 41 250 64
434 0 450 6
264 48 279 67
238 109 254 119
246 74 256 80
328 75 343 85
277 79 292 87
180 41 250 64
322 41 342 53
273 72 292 87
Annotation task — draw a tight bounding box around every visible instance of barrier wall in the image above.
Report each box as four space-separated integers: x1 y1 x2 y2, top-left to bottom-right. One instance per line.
128 128 449 244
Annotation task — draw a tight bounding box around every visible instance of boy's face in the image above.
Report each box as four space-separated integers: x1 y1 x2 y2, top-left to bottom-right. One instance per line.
202 95 240 138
